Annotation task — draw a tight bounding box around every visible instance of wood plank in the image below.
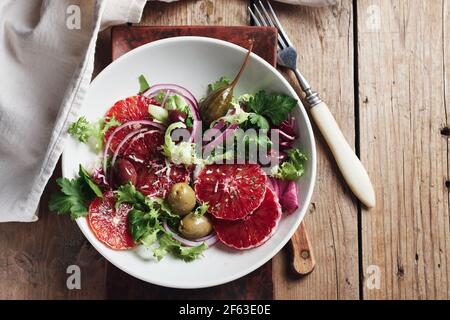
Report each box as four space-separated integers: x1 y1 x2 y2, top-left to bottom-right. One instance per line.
0 164 107 299
269 0 360 300
357 0 450 299
139 0 250 26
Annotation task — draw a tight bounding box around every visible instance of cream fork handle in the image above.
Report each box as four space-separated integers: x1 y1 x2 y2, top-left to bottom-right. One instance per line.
309 101 376 208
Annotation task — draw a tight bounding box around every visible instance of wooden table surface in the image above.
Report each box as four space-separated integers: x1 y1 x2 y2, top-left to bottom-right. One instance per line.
0 0 448 300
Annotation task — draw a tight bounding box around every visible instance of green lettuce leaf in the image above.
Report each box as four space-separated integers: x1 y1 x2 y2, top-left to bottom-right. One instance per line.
79 166 103 198
68 116 121 152
193 202 209 217
271 149 307 180
165 94 189 113
128 208 162 243
164 94 194 128
138 74 150 93
208 76 231 92
116 182 147 210
153 232 208 262
162 122 199 165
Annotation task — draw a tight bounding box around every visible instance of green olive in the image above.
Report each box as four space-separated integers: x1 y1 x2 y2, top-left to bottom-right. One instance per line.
179 213 213 240
167 182 196 216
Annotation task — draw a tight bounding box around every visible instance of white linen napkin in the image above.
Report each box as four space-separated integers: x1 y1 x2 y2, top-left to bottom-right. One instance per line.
0 0 148 222
0 0 335 223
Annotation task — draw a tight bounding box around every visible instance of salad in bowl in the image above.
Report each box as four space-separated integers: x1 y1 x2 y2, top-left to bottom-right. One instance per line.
51 38 315 287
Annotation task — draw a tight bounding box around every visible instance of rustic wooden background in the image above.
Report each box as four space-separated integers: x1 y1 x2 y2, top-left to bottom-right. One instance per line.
0 0 448 300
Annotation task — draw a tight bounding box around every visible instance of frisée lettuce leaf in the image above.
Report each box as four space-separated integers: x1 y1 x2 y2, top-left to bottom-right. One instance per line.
208 76 231 92
193 202 209 217
153 233 208 262
212 97 270 131
148 104 169 124
162 122 200 165
212 103 249 126
68 116 121 152
271 148 307 181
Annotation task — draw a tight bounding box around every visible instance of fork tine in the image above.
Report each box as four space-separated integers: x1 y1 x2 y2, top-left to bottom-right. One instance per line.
263 0 294 48
252 4 268 27
258 0 275 28
247 7 262 27
251 1 288 49
257 0 288 49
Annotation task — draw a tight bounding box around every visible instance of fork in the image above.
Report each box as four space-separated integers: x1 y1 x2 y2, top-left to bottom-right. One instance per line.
249 0 376 209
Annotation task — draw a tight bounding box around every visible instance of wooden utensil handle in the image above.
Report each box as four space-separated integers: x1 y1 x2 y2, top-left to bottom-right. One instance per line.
310 101 376 208
290 222 315 275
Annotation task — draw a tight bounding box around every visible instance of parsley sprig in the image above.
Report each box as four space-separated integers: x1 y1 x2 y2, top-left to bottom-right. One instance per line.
49 165 102 219
247 90 297 126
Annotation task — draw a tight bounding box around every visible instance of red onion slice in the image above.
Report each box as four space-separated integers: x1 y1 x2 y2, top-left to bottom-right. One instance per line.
160 89 171 106
143 84 201 143
272 128 295 142
289 116 297 135
192 233 218 243
92 168 109 189
184 96 201 143
102 120 165 178
143 84 198 105
110 128 149 172
280 141 294 149
163 221 218 248
203 124 238 155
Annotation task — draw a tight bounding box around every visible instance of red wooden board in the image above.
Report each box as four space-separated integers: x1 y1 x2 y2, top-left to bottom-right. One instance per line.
108 25 277 300
112 25 277 64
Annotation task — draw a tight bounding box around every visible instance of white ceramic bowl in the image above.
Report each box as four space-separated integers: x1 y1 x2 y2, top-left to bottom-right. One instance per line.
62 37 316 289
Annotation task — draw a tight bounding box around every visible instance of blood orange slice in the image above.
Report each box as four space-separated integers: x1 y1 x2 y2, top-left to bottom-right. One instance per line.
195 164 267 220
88 191 135 250
213 188 282 250
136 160 190 198
104 95 157 152
121 129 164 167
